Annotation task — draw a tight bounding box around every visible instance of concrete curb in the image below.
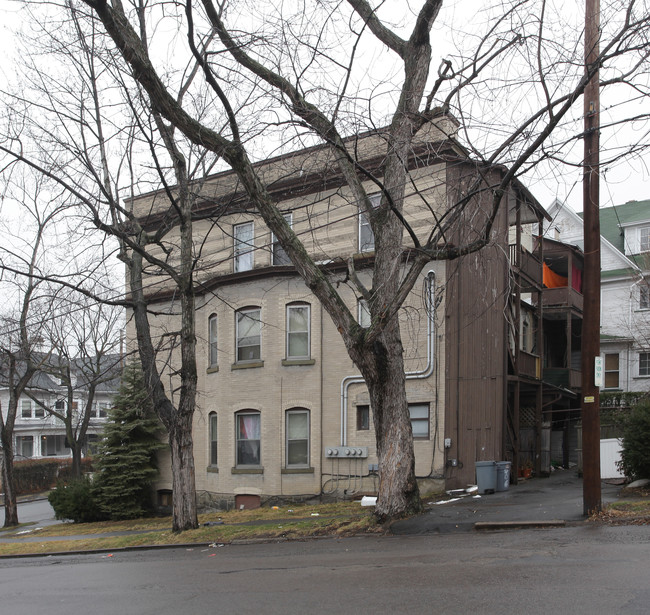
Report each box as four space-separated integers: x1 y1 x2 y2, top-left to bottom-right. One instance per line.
474 520 567 530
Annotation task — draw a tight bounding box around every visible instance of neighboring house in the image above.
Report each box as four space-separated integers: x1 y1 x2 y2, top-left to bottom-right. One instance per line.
130 117 580 507
544 199 650 396
0 355 121 460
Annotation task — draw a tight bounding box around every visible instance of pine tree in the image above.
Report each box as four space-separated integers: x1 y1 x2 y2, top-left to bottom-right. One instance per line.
94 362 166 520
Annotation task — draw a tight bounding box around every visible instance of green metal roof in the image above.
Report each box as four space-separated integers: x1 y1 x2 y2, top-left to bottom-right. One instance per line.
579 199 650 254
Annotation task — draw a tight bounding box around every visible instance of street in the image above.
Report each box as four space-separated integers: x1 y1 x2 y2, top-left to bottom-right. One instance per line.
0 525 648 614
0 498 60 528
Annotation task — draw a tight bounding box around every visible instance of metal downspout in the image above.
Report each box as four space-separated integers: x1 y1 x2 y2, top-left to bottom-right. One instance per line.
340 271 436 445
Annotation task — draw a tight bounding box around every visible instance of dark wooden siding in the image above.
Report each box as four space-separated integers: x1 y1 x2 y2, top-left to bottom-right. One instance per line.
444 164 509 489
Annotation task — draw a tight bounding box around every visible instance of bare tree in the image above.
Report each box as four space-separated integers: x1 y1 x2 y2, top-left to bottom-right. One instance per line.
0 174 64 526
47 0 646 520
1 2 221 530
30 295 124 478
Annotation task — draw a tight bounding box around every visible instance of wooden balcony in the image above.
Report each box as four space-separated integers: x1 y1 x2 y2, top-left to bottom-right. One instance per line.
509 244 543 288
542 286 583 312
518 351 541 379
543 367 582 389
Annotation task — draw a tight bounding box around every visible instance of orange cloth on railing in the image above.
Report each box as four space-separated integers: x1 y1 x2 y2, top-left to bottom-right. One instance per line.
543 262 568 288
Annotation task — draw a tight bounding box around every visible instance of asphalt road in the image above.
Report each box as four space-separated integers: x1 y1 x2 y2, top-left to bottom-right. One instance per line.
0 498 60 528
1 525 648 615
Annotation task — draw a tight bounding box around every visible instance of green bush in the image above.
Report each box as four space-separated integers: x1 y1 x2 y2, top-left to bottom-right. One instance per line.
47 478 107 523
618 401 650 481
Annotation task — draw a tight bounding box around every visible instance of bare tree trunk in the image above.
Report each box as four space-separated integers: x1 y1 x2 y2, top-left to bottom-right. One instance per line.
353 318 422 521
168 413 197 532
71 444 83 479
1 433 18 527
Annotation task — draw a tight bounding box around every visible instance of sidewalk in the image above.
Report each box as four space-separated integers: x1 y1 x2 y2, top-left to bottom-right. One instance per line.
391 468 622 534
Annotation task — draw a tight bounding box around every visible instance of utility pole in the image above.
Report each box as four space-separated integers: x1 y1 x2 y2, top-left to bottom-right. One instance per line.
582 0 602 515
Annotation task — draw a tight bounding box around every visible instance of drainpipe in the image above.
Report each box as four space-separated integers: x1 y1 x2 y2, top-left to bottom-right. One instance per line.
340 270 437 445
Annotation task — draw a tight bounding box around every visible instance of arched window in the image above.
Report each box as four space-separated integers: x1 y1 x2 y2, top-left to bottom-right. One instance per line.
236 411 261 466
286 408 309 467
208 314 218 368
286 303 310 360
209 412 218 466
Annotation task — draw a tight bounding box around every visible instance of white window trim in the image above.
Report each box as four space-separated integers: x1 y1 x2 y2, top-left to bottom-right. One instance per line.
640 226 650 253
234 221 254 272
236 308 262 363
358 299 371 328
286 409 310 468
639 351 650 377
208 314 218 368
272 213 293 266
409 403 430 440
236 411 261 467
358 194 380 253
286 303 311 360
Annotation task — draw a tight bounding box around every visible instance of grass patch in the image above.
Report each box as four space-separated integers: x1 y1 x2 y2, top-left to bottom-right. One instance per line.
590 498 650 526
0 500 381 557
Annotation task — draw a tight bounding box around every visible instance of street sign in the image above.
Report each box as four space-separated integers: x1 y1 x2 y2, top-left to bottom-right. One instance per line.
594 356 603 387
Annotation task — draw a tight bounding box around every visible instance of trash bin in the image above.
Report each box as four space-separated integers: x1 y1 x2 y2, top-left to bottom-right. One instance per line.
496 461 511 492
475 461 497 494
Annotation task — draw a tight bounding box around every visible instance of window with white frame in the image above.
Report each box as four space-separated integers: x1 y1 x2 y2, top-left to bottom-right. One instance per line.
21 399 32 418
640 352 650 376
409 403 430 439
16 435 33 458
236 308 261 362
272 213 293 266
234 221 254 272
286 409 309 467
640 226 650 253
236 411 261 466
96 402 110 418
358 194 380 252
209 412 218 466
640 283 650 310
208 314 218 368
358 299 371 328
604 353 620 388
286 303 310 359
34 402 44 418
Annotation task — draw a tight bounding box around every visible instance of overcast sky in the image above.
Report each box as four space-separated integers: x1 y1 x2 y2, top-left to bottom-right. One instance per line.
1 1 649 214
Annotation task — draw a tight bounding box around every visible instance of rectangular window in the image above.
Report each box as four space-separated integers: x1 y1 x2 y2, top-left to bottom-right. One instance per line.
208 314 218 368
209 413 218 466
236 308 261 362
409 403 430 439
640 227 650 253
358 194 380 252
286 410 309 467
234 221 254 272
236 412 261 466
272 213 293 266
357 405 370 431
640 284 649 310
640 352 650 376
55 400 65 411
34 403 45 418
604 353 620 388
16 436 33 458
21 400 32 419
97 402 109 418
358 299 371 328
286 304 310 359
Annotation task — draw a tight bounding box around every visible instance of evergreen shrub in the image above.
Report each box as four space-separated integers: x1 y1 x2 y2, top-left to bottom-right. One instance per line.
618 400 650 481
47 477 106 523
